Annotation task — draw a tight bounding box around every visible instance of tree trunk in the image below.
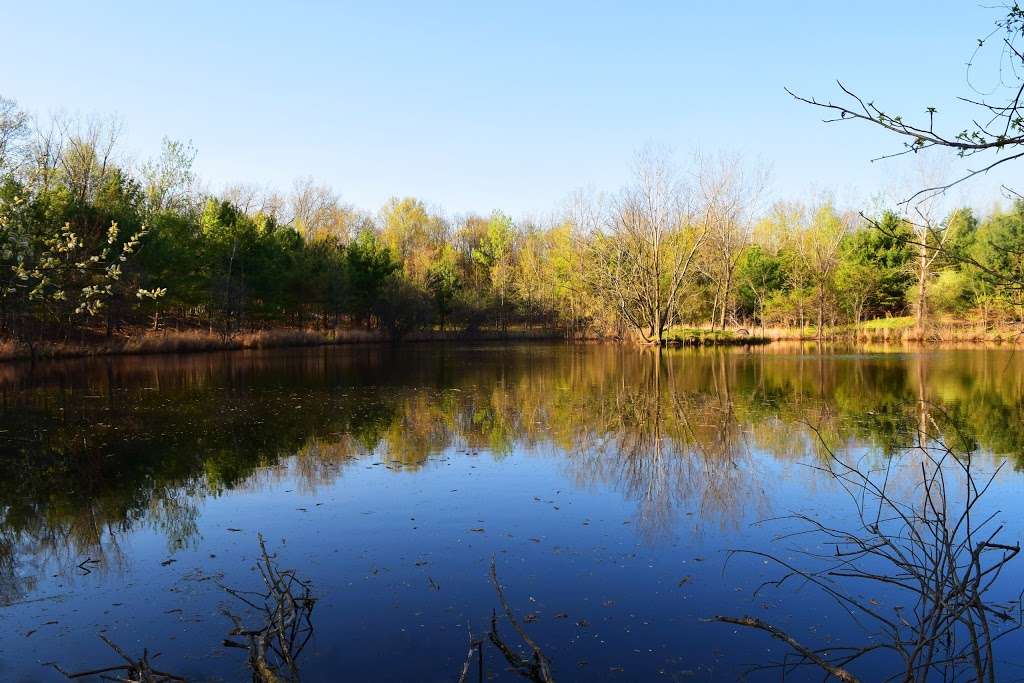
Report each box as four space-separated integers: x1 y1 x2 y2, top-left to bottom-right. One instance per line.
710 284 721 331
816 290 824 340
916 242 928 335
719 272 731 330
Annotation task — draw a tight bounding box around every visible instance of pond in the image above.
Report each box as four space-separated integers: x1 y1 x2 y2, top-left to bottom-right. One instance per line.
1 343 1023 681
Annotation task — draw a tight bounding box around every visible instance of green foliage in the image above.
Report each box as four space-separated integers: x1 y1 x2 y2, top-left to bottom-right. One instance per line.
426 244 461 329
927 269 972 314
375 276 431 339
736 245 785 321
942 208 978 268
857 315 915 331
344 229 399 325
0 174 156 342
472 211 515 272
841 212 915 317
972 201 1024 304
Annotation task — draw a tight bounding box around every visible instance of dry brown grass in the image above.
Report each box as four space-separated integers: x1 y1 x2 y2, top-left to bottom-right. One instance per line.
0 325 571 363
2 320 1021 364
0 339 21 361
693 320 1024 344
900 322 1023 343
121 330 235 354
118 328 372 354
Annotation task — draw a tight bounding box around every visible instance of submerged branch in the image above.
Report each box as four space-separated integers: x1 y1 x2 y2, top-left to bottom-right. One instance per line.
487 557 555 683
711 615 861 682
219 534 316 683
47 633 186 682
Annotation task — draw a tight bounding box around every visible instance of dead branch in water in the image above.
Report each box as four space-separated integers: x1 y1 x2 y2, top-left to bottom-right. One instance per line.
487 557 555 682
47 535 315 683
710 615 860 682
713 425 1022 682
219 534 316 683
455 626 484 683
47 633 186 682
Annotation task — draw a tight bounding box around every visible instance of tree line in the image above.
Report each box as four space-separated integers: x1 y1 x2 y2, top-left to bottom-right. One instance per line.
2 95 1023 350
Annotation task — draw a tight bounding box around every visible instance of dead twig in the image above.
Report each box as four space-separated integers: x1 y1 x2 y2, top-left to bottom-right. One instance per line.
456 626 484 683
487 557 554 682
47 633 185 682
710 615 860 682
220 534 316 683
713 426 1022 682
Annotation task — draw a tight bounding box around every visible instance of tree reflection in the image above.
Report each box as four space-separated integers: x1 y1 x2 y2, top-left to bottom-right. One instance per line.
1 346 1023 600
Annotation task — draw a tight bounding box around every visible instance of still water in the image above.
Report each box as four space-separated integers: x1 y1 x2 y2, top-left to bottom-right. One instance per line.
1 343 1023 681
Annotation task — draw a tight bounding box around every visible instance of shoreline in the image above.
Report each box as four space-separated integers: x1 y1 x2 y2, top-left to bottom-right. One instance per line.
0 327 777 363
0 328 574 363
2 320 1022 363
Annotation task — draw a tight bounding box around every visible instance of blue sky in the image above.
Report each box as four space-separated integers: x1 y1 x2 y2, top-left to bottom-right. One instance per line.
2 1 1012 217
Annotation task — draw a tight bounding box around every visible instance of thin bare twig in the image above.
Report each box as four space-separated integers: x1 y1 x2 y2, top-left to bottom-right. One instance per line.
713 429 1022 682
47 634 186 682
219 534 316 683
487 557 555 682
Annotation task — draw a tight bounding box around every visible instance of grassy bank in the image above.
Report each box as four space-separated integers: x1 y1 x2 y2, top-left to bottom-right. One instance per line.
5 316 1018 363
718 317 1023 343
0 327 570 362
861 317 1022 343
663 328 771 347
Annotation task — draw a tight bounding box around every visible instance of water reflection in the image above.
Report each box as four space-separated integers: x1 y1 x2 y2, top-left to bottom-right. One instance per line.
1 345 1022 607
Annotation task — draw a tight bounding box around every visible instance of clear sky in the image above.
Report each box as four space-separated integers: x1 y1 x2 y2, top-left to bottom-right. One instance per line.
2 1 1013 218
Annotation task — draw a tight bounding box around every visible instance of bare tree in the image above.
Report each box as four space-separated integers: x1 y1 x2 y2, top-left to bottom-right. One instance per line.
909 205 948 336
789 5 1024 208
788 7 1024 204
26 112 63 192
140 138 197 215
0 95 29 174
221 183 285 220
587 148 707 344
694 152 767 329
283 177 360 241
783 202 851 338
57 113 124 206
